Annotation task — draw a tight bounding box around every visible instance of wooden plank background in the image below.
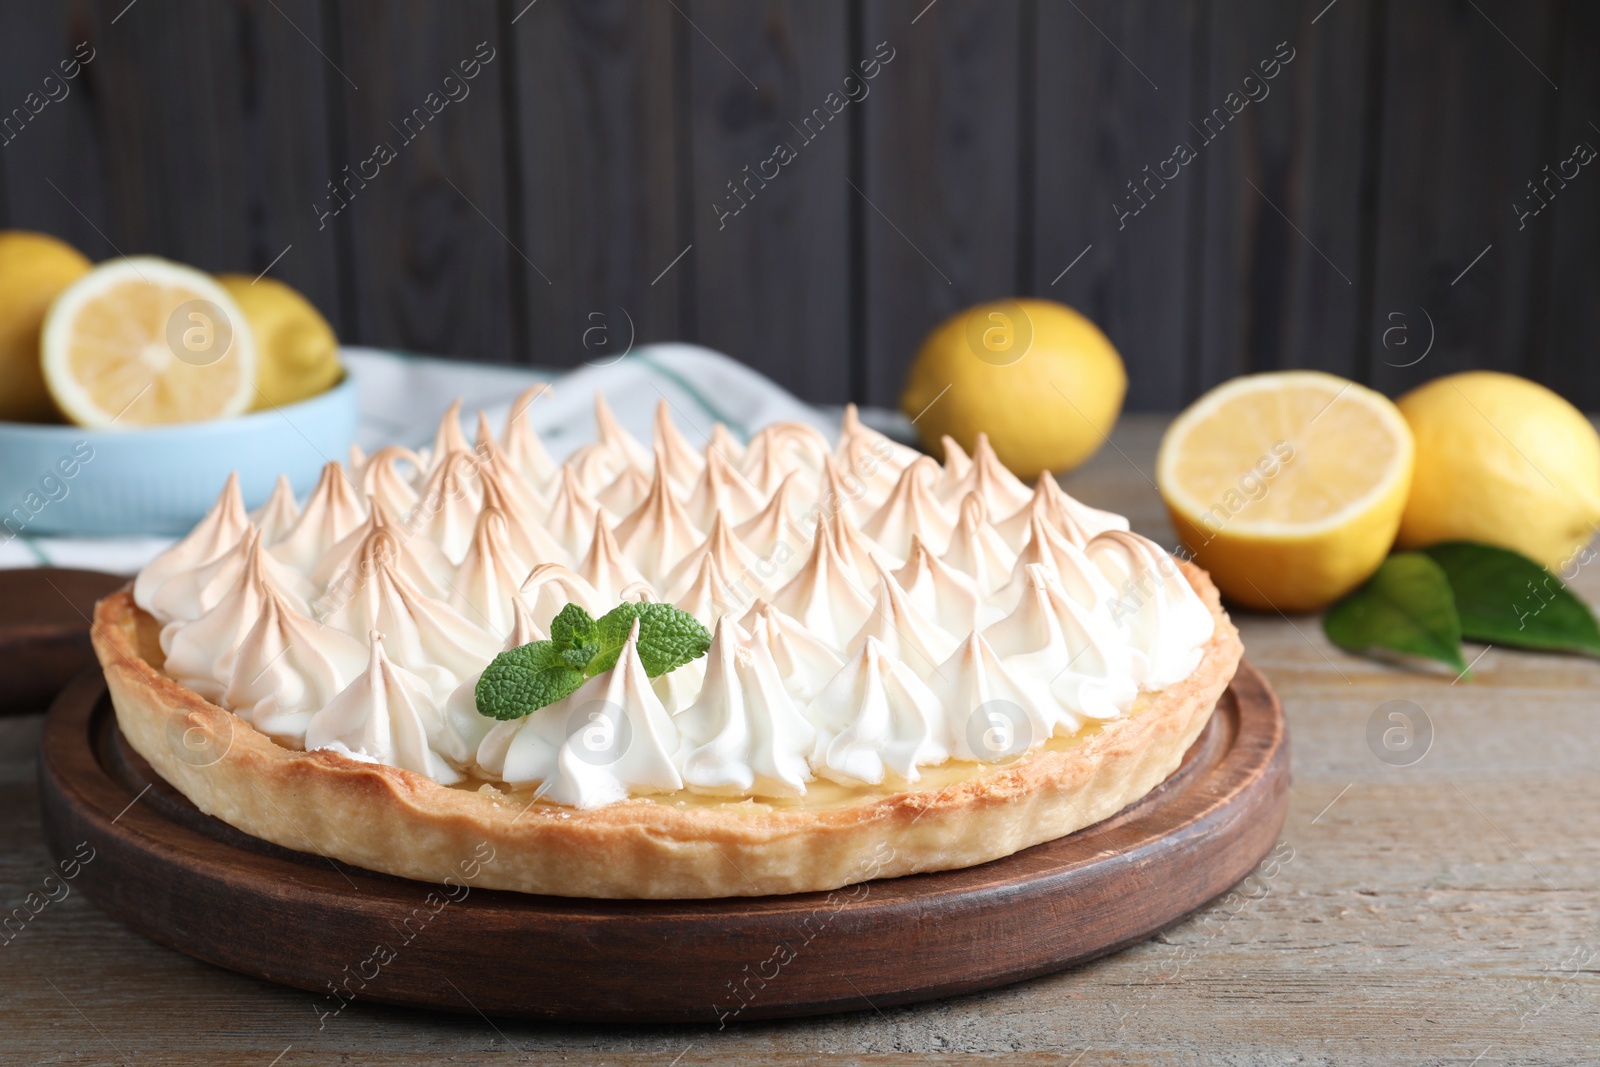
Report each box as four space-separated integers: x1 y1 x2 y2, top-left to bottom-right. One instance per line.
0 0 1592 410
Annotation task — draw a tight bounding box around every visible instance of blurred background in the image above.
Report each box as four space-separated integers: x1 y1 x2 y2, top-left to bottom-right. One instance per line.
1 0 1594 410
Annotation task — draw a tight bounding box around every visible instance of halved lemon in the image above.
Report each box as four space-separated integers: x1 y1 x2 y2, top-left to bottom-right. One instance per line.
42 257 256 428
1157 371 1414 612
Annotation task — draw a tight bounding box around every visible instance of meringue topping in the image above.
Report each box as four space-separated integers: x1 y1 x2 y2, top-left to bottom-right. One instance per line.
518 562 608 630
652 398 707 489
1085 530 1214 690
250 474 300 547
134 473 251 619
412 450 485 564
940 433 1033 517
983 563 1136 725
892 534 994 637
594 462 653 517
740 421 831 496
685 445 767 529
665 512 764 602
770 525 876 647
223 584 368 744
450 508 531 636
429 399 473 467
996 473 1129 549
323 551 501 700
575 516 649 604
544 466 610 558
478 463 568 568
501 384 559 490
148 526 314 624
807 635 949 785
676 617 816 797
844 560 960 680
271 462 370 573
673 551 743 626
594 392 655 473
995 511 1121 614
732 471 807 572
937 435 972 495
307 630 462 784
836 404 920 506
931 630 1062 762
311 501 456 605
138 388 1216 809
942 493 1019 596
863 456 955 559
162 531 297 700
613 449 704 583
359 446 424 521
440 597 544 769
739 600 844 705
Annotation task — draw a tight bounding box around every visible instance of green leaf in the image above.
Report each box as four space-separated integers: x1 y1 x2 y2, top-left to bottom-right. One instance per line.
549 603 596 651
587 603 643 675
475 602 716 719
474 640 585 720
586 602 712 678
631 602 713 676
1324 553 1471 675
557 642 599 670
1421 541 1600 657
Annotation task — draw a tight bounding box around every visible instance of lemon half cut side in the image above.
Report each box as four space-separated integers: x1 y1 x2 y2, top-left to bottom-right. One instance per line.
42 256 257 428
1157 371 1414 612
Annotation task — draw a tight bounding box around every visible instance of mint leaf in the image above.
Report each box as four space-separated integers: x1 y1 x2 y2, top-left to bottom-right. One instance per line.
1324 553 1471 675
1422 541 1600 657
587 602 711 677
475 640 585 720
587 603 643 675
475 601 715 719
550 603 596 650
631 602 712 676
557 643 599 670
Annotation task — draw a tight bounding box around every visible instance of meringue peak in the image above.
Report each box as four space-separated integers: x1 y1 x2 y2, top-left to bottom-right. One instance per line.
134 472 251 620
250 474 300 547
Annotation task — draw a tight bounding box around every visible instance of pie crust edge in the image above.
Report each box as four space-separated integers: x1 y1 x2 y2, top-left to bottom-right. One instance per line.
90 560 1244 899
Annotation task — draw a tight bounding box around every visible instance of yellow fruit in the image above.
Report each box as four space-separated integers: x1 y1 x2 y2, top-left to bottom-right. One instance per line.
0 231 92 422
1395 371 1600 570
1158 371 1414 613
900 298 1126 481
216 273 341 410
42 257 256 428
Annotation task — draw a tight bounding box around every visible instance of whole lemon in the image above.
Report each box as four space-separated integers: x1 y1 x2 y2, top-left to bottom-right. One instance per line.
216 274 341 410
900 299 1126 481
0 231 91 422
1395 370 1600 569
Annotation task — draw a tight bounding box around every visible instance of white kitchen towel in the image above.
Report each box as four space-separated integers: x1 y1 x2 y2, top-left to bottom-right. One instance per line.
0 343 911 574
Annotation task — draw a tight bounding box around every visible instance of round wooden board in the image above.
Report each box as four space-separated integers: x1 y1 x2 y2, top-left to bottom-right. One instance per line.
0 568 126 716
38 662 1288 1024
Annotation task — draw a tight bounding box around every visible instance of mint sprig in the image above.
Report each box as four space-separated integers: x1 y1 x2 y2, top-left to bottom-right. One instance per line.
475 602 712 721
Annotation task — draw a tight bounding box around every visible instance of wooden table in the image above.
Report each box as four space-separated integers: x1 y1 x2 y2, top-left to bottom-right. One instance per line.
3 415 1596 1065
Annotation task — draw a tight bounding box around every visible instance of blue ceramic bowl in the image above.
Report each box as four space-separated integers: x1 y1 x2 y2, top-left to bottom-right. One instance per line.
0 375 358 537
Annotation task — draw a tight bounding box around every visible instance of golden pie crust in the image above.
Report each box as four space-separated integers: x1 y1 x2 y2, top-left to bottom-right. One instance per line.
90 561 1242 899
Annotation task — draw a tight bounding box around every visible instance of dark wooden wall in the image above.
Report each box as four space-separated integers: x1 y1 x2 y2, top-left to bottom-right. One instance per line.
0 0 1594 410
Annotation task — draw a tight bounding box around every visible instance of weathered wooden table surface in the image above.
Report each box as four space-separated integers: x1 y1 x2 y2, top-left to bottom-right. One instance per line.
3 414 1596 1066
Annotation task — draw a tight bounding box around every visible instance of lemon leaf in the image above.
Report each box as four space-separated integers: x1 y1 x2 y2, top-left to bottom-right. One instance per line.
1323 553 1470 675
1421 541 1600 658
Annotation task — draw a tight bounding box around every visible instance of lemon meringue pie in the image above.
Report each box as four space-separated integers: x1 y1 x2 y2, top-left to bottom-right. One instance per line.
93 390 1242 898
